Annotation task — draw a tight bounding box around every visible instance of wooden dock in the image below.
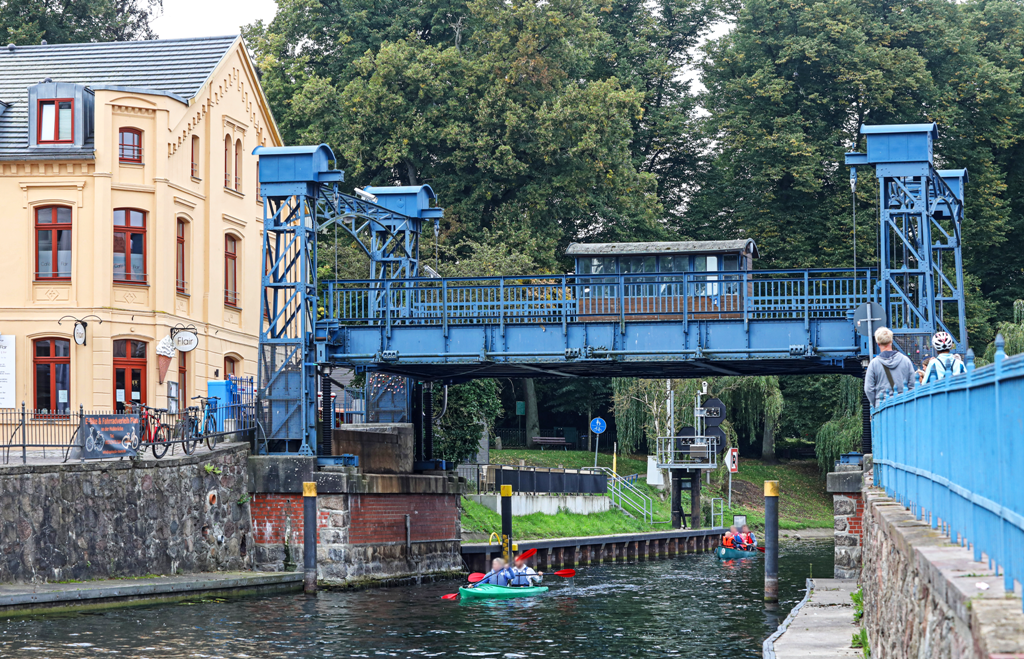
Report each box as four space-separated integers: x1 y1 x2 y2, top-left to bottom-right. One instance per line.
461 528 724 572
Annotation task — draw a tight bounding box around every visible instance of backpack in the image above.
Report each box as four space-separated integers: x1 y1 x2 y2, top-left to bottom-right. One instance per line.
930 353 964 381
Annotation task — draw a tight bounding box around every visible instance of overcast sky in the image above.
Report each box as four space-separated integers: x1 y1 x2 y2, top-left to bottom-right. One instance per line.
151 0 278 39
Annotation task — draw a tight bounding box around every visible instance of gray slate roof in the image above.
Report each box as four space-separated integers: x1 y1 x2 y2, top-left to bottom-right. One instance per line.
0 35 237 161
566 239 759 257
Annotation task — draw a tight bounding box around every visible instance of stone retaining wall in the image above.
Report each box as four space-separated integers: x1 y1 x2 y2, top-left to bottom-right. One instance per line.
0 444 254 583
861 487 1024 658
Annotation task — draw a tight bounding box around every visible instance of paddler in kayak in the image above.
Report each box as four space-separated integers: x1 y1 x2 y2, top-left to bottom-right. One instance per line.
739 525 757 550
470 558 512 587
722 526 740 549
508 554 544 587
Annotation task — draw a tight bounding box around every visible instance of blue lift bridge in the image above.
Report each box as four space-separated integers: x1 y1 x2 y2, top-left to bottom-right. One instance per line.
254 123 969 459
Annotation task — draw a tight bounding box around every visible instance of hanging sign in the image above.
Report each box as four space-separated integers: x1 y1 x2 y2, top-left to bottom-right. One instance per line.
516 401 525 416
173 330 199 352
0 335 14 408
80 414 139 459
73 322 87 346
590 417 607 435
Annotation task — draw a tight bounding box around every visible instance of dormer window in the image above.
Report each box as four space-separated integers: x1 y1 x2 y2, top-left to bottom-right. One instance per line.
119 128 142 163
38 99 73 143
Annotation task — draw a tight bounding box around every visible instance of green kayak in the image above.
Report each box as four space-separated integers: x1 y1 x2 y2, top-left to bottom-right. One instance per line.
715 546 761 560
459 584 549 600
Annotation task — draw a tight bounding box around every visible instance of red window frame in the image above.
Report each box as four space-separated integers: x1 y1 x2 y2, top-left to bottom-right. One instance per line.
178 351 187 412
112 339 147 412
176 219 187 293
37 98 74 144
224 135 232 188
118 127 142 163
191 135 200 178
33 338 71 415
113 208 147 284
224 356 237 378
35 205 72 281
225 235 238 307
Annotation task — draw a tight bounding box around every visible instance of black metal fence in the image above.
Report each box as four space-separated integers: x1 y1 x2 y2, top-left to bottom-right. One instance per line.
485 465 607 494
1 377 258 465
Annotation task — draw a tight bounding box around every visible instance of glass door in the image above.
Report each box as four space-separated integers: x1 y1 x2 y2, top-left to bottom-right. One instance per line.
113 339 147 413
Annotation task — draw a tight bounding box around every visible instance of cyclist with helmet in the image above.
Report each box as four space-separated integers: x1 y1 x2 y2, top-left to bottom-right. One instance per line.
921 332 965 383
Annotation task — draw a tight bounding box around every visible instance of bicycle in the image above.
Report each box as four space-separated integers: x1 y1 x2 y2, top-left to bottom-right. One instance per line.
136 403 172 459
174 396 219 454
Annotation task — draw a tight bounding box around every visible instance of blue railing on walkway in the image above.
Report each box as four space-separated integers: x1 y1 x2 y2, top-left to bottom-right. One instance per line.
324 268 875 327
873 338 1024 609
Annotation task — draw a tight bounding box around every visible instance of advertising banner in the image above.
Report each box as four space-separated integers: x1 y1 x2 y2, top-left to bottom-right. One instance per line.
0 335 15 408
80 414 139 459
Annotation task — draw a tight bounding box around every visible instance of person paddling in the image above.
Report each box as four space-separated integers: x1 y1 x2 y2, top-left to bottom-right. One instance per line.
470 558 511 588
722 526 740 549
740 525 757 549
508 554 543 587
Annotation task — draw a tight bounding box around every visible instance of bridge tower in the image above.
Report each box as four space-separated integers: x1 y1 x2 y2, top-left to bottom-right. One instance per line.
846 124 969 357
253 144 441 454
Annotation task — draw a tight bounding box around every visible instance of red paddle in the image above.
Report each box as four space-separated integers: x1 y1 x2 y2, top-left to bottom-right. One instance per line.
552 569 576 578
467 572 487 583
516 547 537 561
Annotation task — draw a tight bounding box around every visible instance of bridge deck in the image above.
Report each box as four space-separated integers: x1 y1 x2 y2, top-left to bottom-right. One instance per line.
316 268 874 381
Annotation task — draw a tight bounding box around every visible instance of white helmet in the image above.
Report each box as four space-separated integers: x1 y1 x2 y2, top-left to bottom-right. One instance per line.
932 331 955 351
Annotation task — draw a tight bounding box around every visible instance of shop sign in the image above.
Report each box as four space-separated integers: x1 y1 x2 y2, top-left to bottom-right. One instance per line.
73 322 87 346
0 335 14 408
173 330 199 352
80 414 139 459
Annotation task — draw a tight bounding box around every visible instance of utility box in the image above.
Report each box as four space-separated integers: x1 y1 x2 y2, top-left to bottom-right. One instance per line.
363 185 443 219
859 123 937 164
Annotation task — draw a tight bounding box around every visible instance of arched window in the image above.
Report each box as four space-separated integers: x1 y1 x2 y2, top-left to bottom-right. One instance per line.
234 139 243 192
225 235 238 307
191 135 200 178
224 135 232 188
113 339 146 412
176 219 188 293
35 205 72 280
224 356 238 378
113 209 146 283
34 338 70 414
119 127 142 163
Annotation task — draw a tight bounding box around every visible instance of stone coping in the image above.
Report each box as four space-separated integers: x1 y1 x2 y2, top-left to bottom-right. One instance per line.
0 442 249 475
765 578 861 658
0 571 302 616
864 487 1024 656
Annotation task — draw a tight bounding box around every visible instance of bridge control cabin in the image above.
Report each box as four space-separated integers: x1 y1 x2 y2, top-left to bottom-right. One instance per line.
567 240 758 321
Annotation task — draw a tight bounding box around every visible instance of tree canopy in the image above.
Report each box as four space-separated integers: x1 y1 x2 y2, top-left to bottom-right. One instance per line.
1 0 162 44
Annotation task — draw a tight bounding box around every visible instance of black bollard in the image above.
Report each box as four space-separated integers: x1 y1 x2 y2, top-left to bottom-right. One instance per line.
501 484 513 562
303 481 318 594
764 480 779 603
670 471 682 529
690 470 701 529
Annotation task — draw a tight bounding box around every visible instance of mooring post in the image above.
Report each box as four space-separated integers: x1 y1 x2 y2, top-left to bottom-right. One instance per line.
671 471 682 529
690 471 701 529
764 480 779 604
303 481 317 594
501 484 513 562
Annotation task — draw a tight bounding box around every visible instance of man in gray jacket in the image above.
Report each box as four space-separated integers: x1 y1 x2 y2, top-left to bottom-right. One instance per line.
864 327 917 407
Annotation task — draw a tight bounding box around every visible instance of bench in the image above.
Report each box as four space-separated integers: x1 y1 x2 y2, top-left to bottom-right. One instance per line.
533 437 572 450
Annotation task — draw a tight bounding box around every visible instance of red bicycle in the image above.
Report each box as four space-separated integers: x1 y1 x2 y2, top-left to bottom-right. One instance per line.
135 403 173 459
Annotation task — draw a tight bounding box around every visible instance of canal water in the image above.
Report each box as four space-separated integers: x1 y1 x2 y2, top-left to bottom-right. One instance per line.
2 539 832 658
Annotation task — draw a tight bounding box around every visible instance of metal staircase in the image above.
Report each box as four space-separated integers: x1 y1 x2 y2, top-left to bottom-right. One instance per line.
596 467 665 525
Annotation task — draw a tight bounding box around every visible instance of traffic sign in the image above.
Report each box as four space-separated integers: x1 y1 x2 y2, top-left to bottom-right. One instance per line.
853 301 885 337
590 417 607 434
728 448 739 473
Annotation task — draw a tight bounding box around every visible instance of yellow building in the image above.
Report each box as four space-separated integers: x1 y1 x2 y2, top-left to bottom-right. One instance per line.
0 36 282 414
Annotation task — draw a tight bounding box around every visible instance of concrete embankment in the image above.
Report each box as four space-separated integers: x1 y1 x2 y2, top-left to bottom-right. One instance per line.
0 571 301 617
765 578 860 658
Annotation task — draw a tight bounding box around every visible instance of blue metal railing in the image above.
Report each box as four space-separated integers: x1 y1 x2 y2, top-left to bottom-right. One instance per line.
324 268 875 327
873 341 1024 609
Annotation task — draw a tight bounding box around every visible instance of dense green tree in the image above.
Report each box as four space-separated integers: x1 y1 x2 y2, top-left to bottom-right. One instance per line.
1 0 162 44
433 379 503 463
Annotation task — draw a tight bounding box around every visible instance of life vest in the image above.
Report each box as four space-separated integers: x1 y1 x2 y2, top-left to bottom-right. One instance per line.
722 534 735 548
743 533 755 546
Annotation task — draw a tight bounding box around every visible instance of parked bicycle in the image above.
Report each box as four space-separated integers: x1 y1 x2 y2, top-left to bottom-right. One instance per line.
135 403 172 459
173 396 219 455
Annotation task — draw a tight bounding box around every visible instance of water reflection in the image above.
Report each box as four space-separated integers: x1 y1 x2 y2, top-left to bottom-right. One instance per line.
1 539 832 658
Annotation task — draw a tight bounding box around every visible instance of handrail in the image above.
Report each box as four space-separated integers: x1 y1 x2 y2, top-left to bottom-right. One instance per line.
596 466 659 524
873 344 1024 610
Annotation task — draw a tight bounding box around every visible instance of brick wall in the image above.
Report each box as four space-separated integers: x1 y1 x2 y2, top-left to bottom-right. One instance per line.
251 493 329 545
348 494 461 545
833 491 864 579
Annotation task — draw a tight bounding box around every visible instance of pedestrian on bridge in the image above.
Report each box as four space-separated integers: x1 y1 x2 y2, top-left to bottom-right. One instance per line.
864 327 916 407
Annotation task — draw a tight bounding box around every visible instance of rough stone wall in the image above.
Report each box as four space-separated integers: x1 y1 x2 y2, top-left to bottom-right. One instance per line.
861 487 1024 659
833 491 863 579
251 492 463 585
0 444 254 583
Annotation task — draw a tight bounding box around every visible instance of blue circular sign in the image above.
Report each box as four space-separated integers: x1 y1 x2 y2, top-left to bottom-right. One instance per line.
590 417 607 434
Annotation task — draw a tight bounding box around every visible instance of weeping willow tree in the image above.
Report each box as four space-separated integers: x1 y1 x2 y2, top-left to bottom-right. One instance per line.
983 300 1024 362
611 378 663 455
814 375 862 475
716 376 784 463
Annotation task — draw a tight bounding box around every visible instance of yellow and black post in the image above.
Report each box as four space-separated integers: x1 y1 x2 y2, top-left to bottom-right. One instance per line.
764 480 779 603
500 484 513 562
303 481 318 594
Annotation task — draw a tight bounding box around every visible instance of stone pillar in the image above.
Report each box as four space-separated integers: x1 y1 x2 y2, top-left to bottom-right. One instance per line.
827 464 865 579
